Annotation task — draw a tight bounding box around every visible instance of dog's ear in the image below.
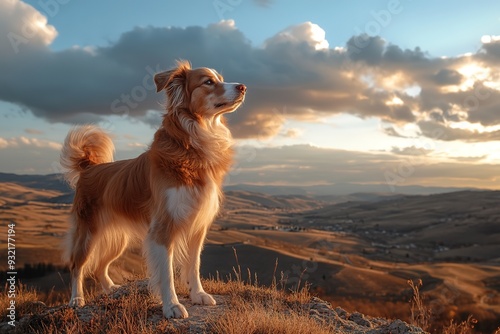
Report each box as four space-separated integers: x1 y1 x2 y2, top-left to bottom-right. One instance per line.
154 61 191 110
154 60 191 93
154 70 173 93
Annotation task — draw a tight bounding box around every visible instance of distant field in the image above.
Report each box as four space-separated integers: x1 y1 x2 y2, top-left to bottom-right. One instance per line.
0 175 499 332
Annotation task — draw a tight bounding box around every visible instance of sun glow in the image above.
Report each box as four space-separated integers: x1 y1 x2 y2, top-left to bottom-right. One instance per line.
441 61 499 93
28 13 58 45
458 63 489 80
386 96 404 105
380 72 407 91
449 121 500 133
456 62 491 90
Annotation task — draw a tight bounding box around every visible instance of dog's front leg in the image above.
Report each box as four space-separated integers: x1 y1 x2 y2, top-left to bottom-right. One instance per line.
183 228 216 306
145 234 188 319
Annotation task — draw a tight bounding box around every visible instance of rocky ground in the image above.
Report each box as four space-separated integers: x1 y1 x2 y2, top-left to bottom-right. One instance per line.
1 280 427 334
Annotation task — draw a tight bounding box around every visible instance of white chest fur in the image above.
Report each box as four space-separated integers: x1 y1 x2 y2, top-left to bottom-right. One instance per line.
165 180 220 228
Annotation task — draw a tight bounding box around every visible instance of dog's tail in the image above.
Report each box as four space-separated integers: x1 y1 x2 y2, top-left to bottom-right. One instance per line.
60 125 114 188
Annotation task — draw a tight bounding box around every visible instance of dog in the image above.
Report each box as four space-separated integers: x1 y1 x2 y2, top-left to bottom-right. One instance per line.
60 60 246 318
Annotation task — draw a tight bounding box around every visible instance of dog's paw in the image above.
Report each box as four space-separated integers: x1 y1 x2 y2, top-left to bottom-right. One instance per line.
69 297 85 308
191 291 216 306
163 303 189 319
103 284 121 293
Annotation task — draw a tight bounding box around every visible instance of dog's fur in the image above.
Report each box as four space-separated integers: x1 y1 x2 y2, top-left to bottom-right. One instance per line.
60 60 246 318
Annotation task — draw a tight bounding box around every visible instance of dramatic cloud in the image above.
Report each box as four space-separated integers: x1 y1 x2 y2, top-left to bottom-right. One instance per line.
1 1 499 142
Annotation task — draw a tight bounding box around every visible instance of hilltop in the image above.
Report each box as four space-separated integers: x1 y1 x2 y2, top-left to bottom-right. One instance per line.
1 279 427 334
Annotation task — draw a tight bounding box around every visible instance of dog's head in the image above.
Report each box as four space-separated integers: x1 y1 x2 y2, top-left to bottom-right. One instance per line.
154 60 246 118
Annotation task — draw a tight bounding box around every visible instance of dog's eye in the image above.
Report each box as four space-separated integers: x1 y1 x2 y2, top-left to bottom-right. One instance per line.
204 79 214 85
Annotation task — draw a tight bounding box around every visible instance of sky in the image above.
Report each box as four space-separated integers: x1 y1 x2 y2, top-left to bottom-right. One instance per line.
0 0 500 191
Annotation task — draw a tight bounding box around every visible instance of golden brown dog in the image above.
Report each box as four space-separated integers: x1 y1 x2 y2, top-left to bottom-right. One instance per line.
60 60 246 318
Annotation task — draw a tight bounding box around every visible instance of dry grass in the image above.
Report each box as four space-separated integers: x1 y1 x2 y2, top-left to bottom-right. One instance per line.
408 279 491 334
209 297 331 334
0 283 44 319
408 279 431 331
206 278 334 334
441 315 479 334
1 270 494 334
205 259 336 334
1 280 182 334
1 271 332 334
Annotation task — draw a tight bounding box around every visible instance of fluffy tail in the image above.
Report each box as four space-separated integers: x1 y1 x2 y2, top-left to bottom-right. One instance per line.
60 125 114 188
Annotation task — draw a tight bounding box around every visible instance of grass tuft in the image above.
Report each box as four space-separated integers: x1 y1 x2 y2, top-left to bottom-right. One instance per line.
408 279 431 331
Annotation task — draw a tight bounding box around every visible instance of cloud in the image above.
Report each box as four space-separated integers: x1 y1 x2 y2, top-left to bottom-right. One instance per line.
0 135 63 174
479 35 500 63
1 2 500 142
346 35 386 65
229 145 500 189
281 128 303 138
0 138 10 149
0 137 497 189
450 155 487 162
24 128 44 135
264 21 329 50
382 126 409 138
127 142 147 148
0 136 62 150
391 145 432 156
432 69 463 86
232 144 397 185
417 120 500 142
0 0 57 57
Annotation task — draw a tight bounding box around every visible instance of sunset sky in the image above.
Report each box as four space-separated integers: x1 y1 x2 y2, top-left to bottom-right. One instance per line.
1 0 500 191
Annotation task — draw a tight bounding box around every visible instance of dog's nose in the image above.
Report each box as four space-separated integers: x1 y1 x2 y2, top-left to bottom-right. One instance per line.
236 84 247 93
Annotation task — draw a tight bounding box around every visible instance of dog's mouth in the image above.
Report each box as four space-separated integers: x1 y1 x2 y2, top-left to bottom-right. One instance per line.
215 97 245 109
214 102 227 108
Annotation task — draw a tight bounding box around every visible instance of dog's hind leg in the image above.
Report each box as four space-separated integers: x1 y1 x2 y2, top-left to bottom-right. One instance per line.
94 230 128 292
66 222 96 308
